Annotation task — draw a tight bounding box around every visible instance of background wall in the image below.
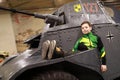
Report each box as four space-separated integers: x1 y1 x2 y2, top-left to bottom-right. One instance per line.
12 9 55 53
0 12 17 55
0 9 55 55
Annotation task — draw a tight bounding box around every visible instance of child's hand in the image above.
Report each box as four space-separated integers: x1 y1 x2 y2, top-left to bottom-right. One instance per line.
101 65 107 72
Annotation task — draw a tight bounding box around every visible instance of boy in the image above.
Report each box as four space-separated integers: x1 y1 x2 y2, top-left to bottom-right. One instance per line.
72 21 107 72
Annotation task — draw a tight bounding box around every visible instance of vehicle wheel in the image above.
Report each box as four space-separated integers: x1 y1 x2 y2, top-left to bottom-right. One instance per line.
29 70 79 80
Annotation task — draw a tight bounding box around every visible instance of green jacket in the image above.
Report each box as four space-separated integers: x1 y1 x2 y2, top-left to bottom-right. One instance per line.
72 32 106 64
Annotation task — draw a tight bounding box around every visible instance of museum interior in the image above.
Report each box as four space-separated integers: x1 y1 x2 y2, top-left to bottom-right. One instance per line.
0 0 120 80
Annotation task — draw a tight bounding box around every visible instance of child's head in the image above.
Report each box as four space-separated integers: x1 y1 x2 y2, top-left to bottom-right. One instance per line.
80 21 92 34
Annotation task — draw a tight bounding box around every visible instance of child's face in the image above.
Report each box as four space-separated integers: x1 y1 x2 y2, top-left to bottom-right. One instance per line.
81 23 92 34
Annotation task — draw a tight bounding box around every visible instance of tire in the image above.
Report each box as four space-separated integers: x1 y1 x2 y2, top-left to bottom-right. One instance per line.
29 70 79 80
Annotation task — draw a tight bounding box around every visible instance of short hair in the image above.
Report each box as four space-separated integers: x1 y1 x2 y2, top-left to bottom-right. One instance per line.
80 21 92 27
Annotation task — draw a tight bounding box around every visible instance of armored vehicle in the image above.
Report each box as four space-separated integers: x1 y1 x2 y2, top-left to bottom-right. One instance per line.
0 0 120 80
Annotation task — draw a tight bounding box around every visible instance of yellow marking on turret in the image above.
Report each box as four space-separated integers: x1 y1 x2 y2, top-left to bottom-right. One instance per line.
74 4 81 12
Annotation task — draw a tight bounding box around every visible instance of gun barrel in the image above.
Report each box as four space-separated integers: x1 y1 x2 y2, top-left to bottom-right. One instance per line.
0 7 34 16
0 7 62 22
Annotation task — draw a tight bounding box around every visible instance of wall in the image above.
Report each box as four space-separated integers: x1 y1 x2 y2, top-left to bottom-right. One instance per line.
0 12 17 55
12 9 56 53
0 8 56 54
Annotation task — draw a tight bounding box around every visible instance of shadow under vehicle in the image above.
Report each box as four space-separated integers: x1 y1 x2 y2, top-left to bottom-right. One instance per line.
0 0 120 80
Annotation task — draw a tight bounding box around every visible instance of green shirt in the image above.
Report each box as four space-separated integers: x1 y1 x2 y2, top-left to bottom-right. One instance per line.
72 32 106 58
